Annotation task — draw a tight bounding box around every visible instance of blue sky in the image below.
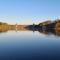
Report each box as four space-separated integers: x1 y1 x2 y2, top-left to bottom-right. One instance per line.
0 0 60 24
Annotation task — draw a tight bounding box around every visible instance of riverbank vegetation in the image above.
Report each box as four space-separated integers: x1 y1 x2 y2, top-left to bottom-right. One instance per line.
0 22 15 32
0 19 60 32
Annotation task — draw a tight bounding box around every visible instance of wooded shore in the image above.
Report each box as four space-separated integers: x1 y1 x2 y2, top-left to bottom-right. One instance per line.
0 19 60 32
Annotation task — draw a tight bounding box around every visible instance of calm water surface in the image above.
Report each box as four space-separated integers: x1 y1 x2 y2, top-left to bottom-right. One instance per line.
0 31 60 60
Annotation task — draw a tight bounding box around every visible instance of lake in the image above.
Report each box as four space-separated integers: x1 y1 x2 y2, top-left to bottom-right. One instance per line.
0 30 60 60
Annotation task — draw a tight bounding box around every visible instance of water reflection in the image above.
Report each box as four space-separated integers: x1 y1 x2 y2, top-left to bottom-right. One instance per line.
38 29 60 36
0 27 60 37
0 27 60 60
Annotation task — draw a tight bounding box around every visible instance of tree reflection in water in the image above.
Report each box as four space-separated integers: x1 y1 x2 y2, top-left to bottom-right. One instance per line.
0 27 60 37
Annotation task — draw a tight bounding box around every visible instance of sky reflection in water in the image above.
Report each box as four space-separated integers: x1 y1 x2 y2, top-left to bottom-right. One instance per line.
0 30 60 60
